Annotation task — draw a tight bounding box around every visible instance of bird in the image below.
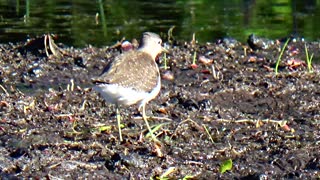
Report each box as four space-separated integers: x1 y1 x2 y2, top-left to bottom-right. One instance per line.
92 32 166 142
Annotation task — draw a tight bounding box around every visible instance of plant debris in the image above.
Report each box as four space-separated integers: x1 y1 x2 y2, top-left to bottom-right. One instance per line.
0 34 319 179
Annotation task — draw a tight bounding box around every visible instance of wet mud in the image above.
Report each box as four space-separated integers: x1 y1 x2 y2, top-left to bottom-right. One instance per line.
0 35 319 179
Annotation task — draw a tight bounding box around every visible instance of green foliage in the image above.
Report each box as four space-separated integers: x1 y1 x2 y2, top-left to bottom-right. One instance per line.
163 53 168 70
145 123 169 138
98 0 107 37
98 125 112 132
182 175 195 180
275 38 290 75
219 159 233 174
304 43 314 73
192 51 197 65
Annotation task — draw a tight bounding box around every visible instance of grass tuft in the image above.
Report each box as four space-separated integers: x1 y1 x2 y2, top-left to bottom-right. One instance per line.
275 38 290 75
304 43 314 73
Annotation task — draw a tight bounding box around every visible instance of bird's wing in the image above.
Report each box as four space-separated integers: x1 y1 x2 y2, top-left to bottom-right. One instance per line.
94 51 159 92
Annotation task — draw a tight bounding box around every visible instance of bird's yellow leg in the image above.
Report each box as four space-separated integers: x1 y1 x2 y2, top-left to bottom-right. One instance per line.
142 104 158 142
116 107 123 142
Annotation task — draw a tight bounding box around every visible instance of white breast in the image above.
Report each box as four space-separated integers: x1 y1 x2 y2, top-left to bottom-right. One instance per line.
93 76 161 107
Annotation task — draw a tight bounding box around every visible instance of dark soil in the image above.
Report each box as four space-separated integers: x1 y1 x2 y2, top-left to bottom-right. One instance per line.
0 35 319 179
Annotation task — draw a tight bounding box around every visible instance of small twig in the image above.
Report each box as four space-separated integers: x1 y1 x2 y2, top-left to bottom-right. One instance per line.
44 34 49 57
67 79 75 91
211 64 223 80
55 113 73 117
191 33 196 45
70 79 74 91
192 51 197 65
0 84 9 96
110 37 125 49
216 118 288 126
49 160 99 170
202 124 215 144
79 100 87 111
243 46 247 56
174 118 203 135
160 167 177 179
133 116 173 121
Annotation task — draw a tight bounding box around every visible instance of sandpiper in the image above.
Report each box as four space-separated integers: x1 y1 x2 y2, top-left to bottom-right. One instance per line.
92 32 166 142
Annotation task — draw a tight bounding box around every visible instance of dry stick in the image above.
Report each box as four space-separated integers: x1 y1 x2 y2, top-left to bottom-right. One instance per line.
202 124 215 144
160 167 177 179
133 116 172 121
174 118 203 137
44 35 50 57
116 106 123 142
211 64 223 80
243 46 247 57
55 113 73 117
0 84 9 96
79 100 87 111
49 160 99 170
216 119 290 130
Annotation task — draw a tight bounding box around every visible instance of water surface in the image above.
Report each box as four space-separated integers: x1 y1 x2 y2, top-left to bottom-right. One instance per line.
0 0 319 47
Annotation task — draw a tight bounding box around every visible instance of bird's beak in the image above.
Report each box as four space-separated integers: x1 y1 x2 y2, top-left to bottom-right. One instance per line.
91 77 103 84
162 47 169 53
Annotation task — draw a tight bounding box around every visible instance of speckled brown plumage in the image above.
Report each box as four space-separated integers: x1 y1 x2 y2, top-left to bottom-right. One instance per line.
92 32 165 142
93 50 159 93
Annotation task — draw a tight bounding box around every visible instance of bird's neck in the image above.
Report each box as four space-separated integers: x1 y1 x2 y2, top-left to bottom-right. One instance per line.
138 46 158 60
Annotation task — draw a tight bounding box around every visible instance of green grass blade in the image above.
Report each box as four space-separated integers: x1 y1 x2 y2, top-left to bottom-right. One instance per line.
275 38 290 75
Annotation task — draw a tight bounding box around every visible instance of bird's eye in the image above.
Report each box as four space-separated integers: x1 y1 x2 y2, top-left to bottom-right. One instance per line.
158 41 161 44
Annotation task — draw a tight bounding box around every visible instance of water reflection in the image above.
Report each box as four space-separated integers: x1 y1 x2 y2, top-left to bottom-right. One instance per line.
0 0 319 47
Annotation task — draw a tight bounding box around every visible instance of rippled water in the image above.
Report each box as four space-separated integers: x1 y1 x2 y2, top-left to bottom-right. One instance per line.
0 0 319 47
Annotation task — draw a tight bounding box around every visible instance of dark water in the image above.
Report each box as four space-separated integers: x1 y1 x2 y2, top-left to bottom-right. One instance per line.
0 0 319 47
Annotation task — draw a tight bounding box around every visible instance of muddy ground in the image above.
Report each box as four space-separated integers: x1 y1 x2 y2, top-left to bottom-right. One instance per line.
0 35 319 179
